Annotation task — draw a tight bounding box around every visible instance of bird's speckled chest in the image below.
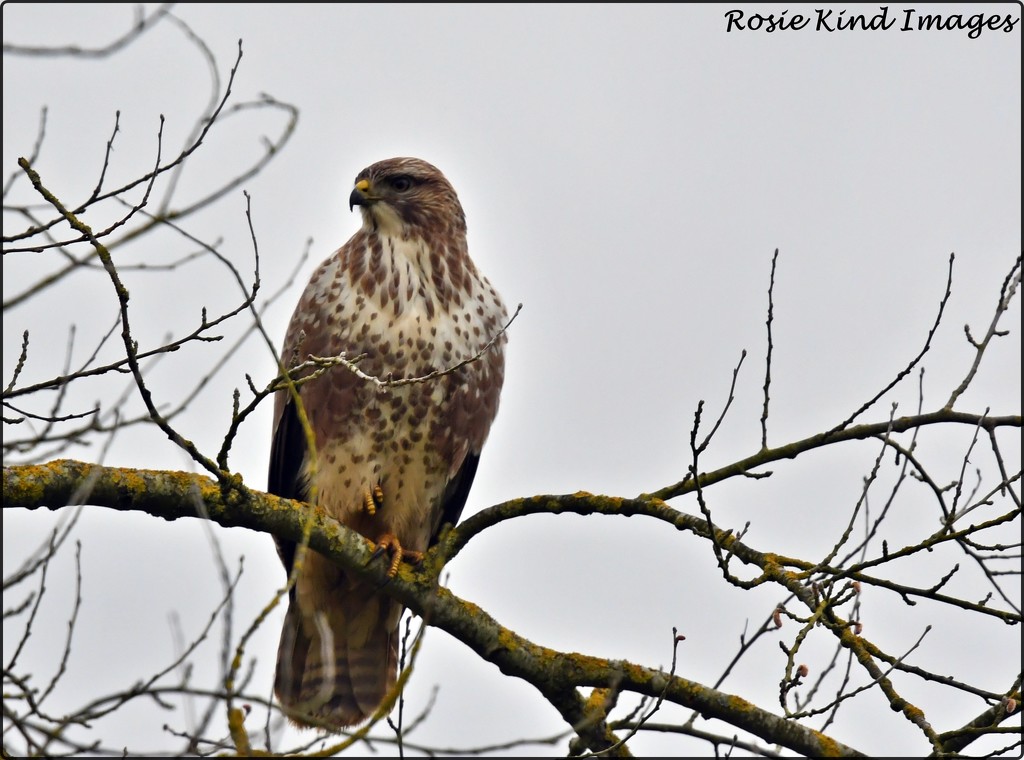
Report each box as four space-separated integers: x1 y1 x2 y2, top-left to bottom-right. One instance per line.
282 229 506 547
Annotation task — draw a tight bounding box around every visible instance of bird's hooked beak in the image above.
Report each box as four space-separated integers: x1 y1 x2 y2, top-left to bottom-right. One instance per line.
349 178 375 211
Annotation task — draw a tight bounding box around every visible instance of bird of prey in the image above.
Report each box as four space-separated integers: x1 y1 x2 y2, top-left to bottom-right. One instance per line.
268 157 508 730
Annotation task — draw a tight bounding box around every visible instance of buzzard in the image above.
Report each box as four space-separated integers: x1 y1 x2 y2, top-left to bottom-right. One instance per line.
268 157 508 729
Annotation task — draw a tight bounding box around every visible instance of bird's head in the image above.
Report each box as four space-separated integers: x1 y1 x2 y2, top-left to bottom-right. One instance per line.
348 157 466 238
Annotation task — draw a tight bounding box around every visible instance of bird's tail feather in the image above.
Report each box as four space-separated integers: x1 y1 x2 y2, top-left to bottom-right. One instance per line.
274 555 400 730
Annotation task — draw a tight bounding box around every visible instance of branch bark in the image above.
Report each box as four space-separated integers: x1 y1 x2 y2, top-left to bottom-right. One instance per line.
4 458 871 757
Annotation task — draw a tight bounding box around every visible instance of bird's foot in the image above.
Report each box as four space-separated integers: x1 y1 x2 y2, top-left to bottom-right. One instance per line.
368 533 424 577
362 482 385 516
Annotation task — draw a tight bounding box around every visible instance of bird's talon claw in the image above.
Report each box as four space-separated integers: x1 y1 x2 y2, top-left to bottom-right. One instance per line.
370 533 424 577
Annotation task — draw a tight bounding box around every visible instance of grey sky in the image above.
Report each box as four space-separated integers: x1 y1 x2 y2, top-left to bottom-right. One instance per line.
3 3 1021 756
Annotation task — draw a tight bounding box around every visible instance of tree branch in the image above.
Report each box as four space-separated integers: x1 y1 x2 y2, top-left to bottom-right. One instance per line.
4 459 870 757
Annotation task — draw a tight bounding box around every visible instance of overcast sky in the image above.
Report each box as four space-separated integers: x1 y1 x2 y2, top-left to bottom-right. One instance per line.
3 3 1021 757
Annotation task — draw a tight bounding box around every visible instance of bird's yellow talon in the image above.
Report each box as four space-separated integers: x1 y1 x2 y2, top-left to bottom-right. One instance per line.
362 482 385 516
370 533 424 577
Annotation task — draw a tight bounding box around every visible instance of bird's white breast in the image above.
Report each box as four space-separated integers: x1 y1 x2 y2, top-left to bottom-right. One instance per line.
309 231 506 551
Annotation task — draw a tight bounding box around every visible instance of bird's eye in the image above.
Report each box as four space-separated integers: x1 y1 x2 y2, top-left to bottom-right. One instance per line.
389 176 413 192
